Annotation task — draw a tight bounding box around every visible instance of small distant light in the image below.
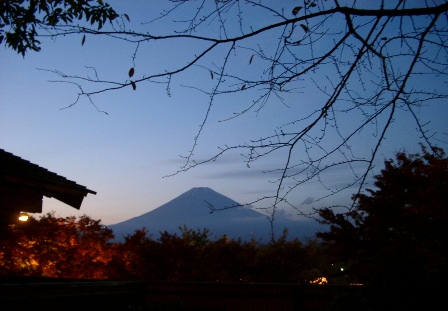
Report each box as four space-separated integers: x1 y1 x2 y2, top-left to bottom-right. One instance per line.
340 268 344 272
18 212 29 222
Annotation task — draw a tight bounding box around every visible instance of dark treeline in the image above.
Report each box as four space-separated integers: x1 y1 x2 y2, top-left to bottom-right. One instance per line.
0 216 334 284
117 226 332 283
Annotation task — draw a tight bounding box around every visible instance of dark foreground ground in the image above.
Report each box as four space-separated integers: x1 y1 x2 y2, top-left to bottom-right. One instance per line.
0 277 443 311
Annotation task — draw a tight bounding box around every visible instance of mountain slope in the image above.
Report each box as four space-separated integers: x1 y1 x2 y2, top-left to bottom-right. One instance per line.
108 187 324 243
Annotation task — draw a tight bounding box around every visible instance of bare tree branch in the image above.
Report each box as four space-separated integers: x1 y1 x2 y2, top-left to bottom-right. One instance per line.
18 0 448 241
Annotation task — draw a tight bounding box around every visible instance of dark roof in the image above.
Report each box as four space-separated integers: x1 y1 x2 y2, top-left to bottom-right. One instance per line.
0 149 96 210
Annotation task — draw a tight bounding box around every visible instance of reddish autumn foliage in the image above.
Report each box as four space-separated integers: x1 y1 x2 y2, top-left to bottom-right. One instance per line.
0 213 117 279
0 215 328 283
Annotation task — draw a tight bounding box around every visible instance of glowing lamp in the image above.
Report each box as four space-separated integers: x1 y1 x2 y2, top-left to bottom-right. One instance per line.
18 212 29 222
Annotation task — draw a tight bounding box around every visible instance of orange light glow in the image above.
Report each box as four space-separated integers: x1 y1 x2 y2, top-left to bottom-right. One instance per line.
18 212 29 222
309 277 328 284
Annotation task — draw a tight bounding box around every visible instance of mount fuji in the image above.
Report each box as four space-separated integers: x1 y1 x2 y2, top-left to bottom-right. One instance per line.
107 187 325 243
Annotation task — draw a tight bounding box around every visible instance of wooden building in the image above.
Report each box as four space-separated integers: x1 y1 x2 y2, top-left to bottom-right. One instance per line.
0 149 96 233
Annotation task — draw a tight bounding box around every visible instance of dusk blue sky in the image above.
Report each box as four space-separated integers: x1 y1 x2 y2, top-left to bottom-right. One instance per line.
1 1 447 225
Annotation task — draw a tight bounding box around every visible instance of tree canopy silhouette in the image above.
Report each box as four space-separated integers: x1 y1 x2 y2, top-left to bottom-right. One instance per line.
0 0 118 55
317 146 448 287
0 214 328 283
4 1 448 234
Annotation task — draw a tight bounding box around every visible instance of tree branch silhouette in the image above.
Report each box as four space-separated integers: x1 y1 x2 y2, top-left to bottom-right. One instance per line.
8 1 447 241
